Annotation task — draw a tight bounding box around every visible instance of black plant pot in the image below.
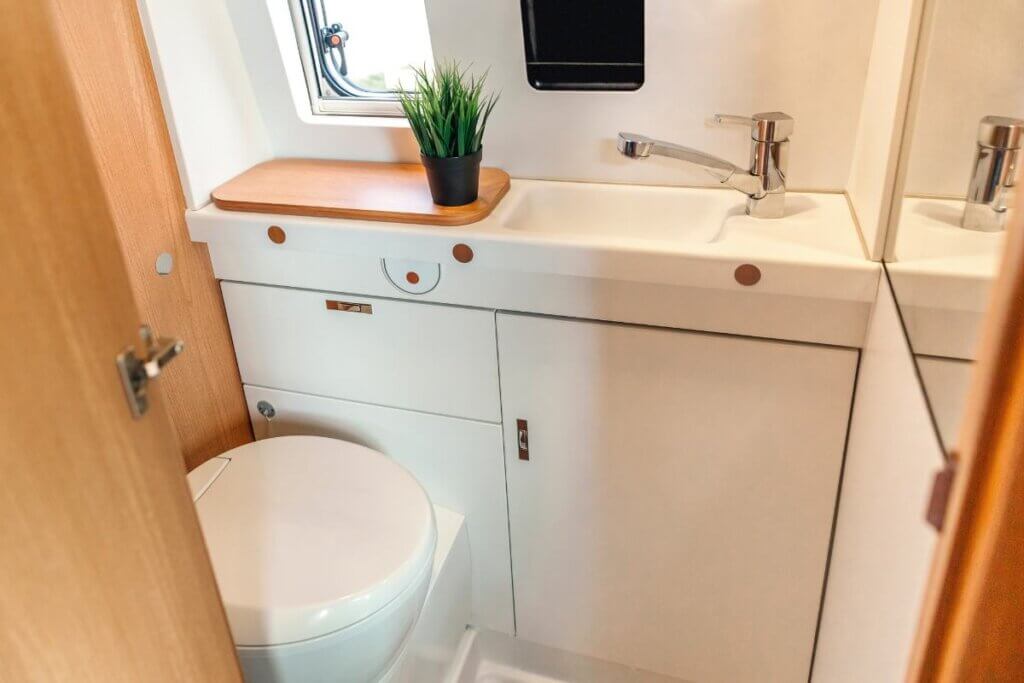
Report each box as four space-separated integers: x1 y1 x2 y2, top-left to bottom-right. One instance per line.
421 149 482 206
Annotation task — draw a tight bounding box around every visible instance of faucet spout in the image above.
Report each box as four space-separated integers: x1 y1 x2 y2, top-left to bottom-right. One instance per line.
616 113 792 219
617 132 767 197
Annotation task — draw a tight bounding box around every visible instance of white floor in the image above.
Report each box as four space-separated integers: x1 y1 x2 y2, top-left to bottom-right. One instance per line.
451 629 687 683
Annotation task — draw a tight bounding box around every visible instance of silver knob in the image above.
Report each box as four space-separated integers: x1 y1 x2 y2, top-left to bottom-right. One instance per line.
256 400 276 420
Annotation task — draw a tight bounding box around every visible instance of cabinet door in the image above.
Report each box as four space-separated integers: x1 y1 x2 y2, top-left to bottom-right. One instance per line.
497 313 858 683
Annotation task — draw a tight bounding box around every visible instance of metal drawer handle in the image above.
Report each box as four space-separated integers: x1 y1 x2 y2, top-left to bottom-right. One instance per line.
325 299 373 314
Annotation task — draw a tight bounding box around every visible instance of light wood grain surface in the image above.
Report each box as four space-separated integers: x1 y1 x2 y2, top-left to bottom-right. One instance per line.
909 204 1024 681
57 0 252 470
0 1 241 678
212 158 512 226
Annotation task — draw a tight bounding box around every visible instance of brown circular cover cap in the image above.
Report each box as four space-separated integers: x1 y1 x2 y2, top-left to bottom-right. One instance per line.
267 225 286 244
735 264 761 286
453 243 474 263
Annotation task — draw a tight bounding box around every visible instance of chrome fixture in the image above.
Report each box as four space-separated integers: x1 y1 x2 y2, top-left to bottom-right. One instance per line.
116 325 184 419
617 112 794 218
962 115 1023 232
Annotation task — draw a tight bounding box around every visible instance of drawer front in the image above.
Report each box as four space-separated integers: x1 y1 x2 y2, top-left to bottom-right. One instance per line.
222 282 500 422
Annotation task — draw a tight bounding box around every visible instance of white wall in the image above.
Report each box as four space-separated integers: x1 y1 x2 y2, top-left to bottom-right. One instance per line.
136 0 271 210
812 275 942 683
147 0 882 208
904 0 1024 197
846 0 924 259
422 0 879 191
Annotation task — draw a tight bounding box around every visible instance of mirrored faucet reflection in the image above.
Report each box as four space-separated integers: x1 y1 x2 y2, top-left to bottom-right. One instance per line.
962 115 1023 232
618 112 794 218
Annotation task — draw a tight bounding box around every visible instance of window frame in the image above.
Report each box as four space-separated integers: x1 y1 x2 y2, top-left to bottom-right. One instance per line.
287 0 410 117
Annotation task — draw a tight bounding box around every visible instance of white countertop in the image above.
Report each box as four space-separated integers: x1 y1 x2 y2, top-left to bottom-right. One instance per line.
190 178 878 305
886 197 1004 359
188 178 880 347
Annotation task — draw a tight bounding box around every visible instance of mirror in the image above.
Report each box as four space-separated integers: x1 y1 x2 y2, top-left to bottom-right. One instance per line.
885 0 1023 453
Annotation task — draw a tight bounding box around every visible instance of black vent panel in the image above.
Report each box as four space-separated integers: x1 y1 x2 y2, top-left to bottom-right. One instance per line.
520 0 644 91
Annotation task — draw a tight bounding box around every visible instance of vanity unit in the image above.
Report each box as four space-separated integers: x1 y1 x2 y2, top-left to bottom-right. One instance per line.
189 177 878 682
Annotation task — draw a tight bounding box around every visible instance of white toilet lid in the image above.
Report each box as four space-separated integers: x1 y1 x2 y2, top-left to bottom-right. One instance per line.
191 436 436 646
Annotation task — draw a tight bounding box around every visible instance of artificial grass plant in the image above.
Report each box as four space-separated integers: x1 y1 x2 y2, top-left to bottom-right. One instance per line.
398 62 498 159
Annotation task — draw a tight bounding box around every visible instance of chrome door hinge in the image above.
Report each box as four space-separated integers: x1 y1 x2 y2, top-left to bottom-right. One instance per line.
116 325 184 419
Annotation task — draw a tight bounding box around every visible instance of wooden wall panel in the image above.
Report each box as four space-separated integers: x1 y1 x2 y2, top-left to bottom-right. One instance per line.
56 0 252 469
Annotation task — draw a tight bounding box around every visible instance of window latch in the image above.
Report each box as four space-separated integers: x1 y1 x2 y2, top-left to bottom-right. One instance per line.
321 23 349 76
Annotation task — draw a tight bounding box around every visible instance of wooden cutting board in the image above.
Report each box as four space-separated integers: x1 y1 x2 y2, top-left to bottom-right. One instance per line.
211 158 511 227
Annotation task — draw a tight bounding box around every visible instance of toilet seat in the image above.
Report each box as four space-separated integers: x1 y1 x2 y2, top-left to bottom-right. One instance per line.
191 435 436 647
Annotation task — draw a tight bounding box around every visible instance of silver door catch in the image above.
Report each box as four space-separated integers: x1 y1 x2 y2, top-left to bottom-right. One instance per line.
116 325 184 419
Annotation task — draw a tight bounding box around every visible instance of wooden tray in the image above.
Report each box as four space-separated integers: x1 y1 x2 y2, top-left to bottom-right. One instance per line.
211 158 511 227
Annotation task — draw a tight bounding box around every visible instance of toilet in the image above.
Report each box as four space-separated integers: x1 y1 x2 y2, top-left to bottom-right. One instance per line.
186 436 439 682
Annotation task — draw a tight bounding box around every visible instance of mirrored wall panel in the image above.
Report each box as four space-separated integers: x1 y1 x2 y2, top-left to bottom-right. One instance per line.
886 0 1024 452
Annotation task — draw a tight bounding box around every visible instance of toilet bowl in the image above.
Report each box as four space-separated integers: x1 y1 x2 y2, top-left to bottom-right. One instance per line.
187 436 437 683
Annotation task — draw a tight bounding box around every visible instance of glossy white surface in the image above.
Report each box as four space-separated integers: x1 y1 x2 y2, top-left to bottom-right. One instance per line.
193 436 436 646
189 180 879 347
192 181 869 281
221 282 501 422
501 182 733 243
387 506 472 683
886 197 1004 359
243 385 514 635
237 551 431 683
455 629 684 683
497 313 857 682
187 456 229 501
813 277 941 683
234 506 468 683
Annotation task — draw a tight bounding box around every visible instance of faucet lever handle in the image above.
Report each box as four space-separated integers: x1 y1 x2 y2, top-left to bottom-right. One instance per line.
712 114 754 128
712 112 794 142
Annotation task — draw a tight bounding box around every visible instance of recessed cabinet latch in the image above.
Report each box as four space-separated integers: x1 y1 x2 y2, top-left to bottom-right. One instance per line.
116 325 184 419
517 419 529 460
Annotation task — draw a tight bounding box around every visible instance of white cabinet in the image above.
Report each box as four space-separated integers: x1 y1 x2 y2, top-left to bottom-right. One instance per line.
496 313 858 683
241 385 514 635
222 282 501 422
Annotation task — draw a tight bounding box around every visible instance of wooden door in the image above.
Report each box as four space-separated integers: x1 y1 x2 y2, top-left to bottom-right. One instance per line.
497 313 858 683
0 1 241 680
908 205 1024 680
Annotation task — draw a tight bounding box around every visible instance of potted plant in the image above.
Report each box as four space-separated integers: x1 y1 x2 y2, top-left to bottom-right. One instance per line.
399 62 498 206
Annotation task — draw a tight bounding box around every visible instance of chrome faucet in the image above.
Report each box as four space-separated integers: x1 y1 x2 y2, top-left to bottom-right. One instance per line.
618 112 794 218
962 115 1023 232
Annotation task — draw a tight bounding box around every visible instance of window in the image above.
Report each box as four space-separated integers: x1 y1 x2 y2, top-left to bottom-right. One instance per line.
291 0 434 117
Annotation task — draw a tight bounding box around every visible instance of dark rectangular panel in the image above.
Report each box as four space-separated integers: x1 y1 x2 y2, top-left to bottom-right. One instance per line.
520 0 644 91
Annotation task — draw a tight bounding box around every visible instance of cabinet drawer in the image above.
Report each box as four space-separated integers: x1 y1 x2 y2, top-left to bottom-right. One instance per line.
222 282 500 421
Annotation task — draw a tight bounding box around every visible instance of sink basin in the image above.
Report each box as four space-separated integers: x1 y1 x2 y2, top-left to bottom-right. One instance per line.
500 181 740 243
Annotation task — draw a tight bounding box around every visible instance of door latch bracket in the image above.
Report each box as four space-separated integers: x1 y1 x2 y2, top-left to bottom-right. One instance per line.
517 419 529 460
116 325 184 419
